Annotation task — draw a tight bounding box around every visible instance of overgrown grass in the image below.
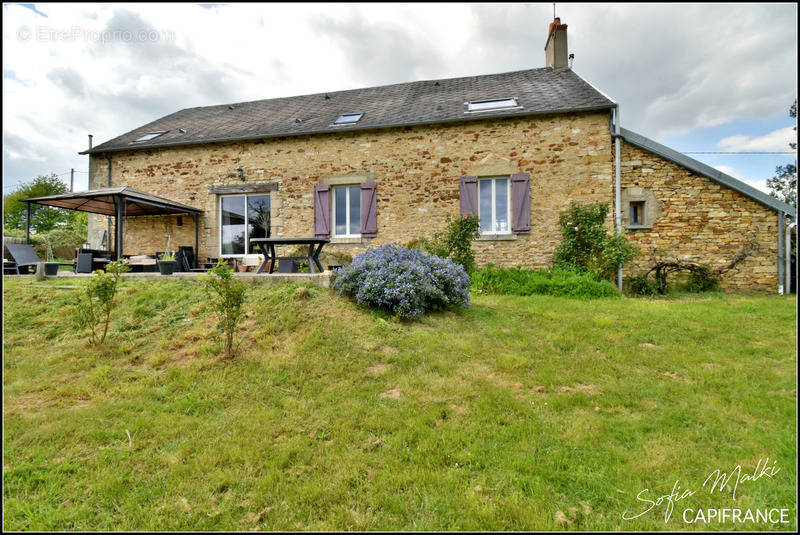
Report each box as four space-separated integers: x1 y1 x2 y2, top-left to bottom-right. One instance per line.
471 265 619 298
2 278 796 531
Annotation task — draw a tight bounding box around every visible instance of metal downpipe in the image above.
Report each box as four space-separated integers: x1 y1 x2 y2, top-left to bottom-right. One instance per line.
778 213 784 294
614 106 622 290
106 155 112 251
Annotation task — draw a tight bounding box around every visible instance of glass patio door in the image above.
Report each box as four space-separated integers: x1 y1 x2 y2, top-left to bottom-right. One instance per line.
220 194 270 256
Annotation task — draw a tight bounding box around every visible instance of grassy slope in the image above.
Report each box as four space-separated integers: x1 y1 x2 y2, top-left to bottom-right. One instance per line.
2 278 797 531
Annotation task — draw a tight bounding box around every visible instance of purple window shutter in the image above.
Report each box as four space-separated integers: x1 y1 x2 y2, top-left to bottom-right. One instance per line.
460 176 478 215
360 182 378 237
313 184 330 237
511 173 531 233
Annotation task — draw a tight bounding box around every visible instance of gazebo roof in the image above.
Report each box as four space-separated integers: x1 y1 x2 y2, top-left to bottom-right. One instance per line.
23 186 202 216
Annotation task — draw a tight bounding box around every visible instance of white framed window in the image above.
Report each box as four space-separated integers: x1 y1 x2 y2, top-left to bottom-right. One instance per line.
219 193 271 256
331 185 361 237
478 176 511 234
466 98 520 113
334 113 364 125
132 131 167 142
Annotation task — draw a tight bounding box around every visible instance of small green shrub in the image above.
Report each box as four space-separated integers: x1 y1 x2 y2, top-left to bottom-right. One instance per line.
553 202 638 280
628 273 660 296
401 236 428 251
405 213 480 272
428 213 481 272
199 258 246 358
683 267 720 293
44 228 86 259
471 265 620 298
73 259 130 345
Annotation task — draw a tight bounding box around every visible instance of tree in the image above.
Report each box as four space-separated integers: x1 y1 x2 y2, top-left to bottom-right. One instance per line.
3 173 82 233
767 99 797 207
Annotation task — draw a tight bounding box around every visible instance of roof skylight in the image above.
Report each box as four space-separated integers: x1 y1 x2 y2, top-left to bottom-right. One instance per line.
466 98 519 112
132 131 167 142
334 113 364 125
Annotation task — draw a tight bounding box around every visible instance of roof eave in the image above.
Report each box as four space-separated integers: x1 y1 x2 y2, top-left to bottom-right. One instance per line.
620 127 796 217
79 103 615 156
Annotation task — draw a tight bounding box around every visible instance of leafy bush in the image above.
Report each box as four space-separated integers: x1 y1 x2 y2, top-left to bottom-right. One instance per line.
553 202 638 280
404 214 481 273
682 266 720 293
423 214 481 272
471 264 620 298
401 236 428 251
199 258 247 358
628 273 660 296
332 244 471 318
44 228 86 259
73 259 130 345
628 267 720 296
4 227 86 260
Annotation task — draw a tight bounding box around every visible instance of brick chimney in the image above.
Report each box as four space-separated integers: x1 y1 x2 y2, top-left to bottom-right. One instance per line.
544 17 568 69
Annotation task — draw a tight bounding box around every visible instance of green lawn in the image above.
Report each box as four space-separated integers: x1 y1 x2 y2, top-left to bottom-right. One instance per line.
2 278 796 531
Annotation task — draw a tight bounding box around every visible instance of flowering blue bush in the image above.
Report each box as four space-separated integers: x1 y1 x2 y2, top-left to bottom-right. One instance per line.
332 244 471 318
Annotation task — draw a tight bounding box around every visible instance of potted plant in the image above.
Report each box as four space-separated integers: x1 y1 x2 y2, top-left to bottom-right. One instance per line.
158 251 177 275
43 236 60 276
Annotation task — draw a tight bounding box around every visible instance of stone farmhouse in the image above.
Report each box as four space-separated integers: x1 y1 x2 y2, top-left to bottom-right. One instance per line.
78 17 795 292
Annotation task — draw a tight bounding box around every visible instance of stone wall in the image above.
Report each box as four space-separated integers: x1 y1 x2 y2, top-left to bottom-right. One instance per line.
617 141 779 292
86 112 781 292
89 111 614 269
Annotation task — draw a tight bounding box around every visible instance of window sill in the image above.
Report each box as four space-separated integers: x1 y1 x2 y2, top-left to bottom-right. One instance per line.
476 233 517 241
624 225 652 230
329 236 363 244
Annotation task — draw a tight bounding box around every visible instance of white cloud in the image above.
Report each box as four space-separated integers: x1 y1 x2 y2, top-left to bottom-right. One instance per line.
713 165 745 180
717 127 797 152
1 3 797 192
742 178 770 194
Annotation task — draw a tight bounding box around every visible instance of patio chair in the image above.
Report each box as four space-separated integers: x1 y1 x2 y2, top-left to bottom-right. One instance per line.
178 246 195 272
5 243 72 274
75 248 112 273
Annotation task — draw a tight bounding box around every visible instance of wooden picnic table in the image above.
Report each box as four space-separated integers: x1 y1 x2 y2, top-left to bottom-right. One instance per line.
249 237 330 274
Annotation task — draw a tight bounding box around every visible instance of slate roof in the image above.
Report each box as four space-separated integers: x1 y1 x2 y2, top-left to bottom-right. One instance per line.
82 67 616 155
620 128 796 217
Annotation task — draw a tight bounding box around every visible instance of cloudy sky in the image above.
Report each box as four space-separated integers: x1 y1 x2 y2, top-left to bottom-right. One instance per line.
2 2 797 195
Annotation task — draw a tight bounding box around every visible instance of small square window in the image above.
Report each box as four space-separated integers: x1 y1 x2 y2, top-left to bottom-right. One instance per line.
334 113 364 125
132 131 167 142
629 201 645 226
